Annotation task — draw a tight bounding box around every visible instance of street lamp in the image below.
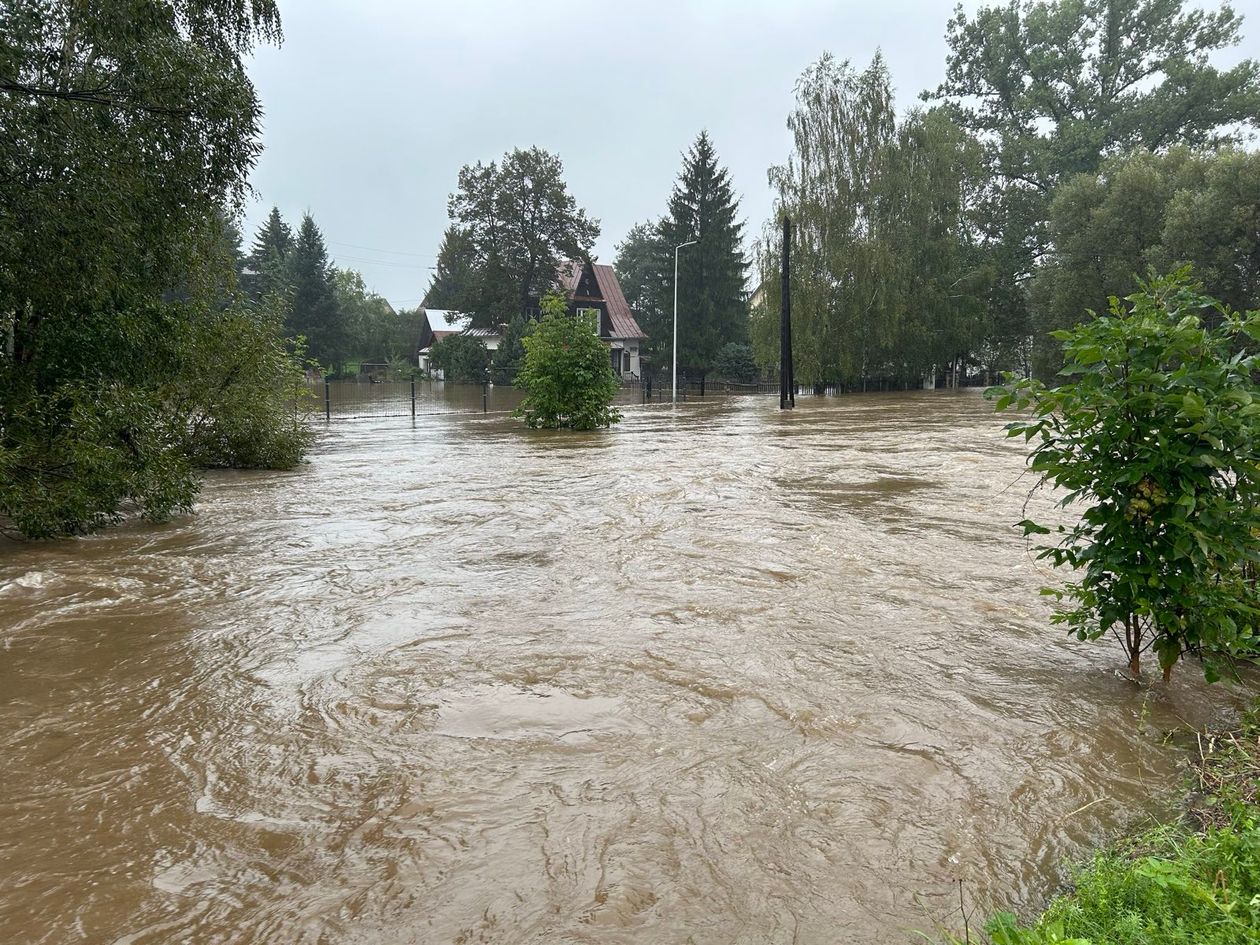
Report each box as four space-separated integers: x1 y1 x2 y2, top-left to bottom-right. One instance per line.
672 237 698 404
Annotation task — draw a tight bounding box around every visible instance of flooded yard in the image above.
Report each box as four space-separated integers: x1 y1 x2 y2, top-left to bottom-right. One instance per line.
1 391 1252 944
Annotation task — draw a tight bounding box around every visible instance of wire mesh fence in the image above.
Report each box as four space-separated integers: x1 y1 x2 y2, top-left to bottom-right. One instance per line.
307 378 530 420
307 375 784 422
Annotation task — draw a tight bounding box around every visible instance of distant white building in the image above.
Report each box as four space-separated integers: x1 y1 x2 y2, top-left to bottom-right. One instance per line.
416 308 501 379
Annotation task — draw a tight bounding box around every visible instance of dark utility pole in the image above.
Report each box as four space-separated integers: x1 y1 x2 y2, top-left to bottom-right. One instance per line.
780 216 795 410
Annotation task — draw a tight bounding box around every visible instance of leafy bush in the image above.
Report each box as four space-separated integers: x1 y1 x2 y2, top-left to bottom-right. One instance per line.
989 272 1260 680
514 292 622 430
713 342 760 382
429 333 490 383
0 299 310 540
491 316 533 384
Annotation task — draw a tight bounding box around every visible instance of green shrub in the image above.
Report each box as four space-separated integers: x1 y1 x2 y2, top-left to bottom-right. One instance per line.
430 332 490 383
989 272 1260 680
0 300 311 539
514 292 621 430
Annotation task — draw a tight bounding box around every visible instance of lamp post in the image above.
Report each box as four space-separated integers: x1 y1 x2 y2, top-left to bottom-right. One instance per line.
672 238 698 404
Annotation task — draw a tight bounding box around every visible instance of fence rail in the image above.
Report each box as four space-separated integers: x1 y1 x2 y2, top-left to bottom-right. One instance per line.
310 376 798 422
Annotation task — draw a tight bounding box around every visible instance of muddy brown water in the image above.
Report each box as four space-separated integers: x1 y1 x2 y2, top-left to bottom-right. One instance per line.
1 390 1254 945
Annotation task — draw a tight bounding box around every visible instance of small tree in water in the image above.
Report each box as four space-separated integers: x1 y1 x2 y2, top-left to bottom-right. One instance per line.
990 272 1260 681
515 292 622 430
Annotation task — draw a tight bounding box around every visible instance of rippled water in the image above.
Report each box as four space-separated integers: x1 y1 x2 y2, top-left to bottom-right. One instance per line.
1 390 1254 944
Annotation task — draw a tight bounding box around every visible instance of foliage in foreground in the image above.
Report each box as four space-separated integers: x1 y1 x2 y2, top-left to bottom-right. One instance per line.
964 717 1260 945
990 272 1260 681
0 1 312 540
0 299 311 540
514 293 621 431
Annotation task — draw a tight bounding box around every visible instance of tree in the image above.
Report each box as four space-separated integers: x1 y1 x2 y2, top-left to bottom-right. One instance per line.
766 53 987 388
0 0 309 539
491 316 533 384
244 206 294 300
429 334 490 383
0 0 282 352
423 225 481 312
990 272 1260 681
1036 148 1260 346
660 132 750 373
334 268 401 364
713 343 759 383
448 147 599 325
286 213 346 371
514 293 622 430
613 221 673 366
930 0 1260 371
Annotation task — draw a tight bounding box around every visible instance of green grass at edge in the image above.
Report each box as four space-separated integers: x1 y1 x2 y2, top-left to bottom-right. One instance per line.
954 722 1260 945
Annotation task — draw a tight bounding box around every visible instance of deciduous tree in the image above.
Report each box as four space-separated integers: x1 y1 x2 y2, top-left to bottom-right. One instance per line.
991 272 1260 681
447 147 599 326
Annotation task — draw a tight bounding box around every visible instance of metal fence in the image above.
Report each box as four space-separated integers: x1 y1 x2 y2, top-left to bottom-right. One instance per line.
309 376 786 421
632 374 780 402
309 378 530 421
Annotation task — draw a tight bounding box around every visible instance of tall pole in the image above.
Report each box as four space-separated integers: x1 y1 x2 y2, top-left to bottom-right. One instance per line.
780 216 794 410
672 238 698 404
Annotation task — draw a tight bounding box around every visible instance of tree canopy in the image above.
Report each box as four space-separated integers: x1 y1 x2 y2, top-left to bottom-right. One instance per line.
0 0 309 539
928 0 1260 374
1037 147 1260 346
444 147 599 326
761 53 989 388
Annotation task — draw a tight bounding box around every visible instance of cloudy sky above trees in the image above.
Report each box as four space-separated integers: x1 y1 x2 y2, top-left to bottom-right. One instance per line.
242 0 1259 310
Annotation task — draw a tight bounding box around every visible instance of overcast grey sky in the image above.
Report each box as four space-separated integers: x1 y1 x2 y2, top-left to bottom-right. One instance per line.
241 0 1259 311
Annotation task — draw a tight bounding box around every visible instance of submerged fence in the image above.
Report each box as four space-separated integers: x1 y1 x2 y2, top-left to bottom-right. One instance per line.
309 378 526 421
311 376 801 422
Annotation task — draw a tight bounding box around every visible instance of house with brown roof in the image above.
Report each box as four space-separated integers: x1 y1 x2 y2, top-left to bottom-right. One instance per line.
555 261 647 380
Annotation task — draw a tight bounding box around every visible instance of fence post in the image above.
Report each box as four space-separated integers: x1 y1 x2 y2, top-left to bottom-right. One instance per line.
324 377 331 422
482 381 488 414
410 376 416 419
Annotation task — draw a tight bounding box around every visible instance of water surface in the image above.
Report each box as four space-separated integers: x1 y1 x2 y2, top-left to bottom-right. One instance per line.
1 391 1251 944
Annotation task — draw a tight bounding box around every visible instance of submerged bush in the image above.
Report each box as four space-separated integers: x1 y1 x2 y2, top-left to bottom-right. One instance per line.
0 300 311 539
514 292 621 430
990 272 1260 681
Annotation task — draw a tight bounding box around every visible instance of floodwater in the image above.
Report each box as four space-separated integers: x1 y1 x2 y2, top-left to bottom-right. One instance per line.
1 389 1254 945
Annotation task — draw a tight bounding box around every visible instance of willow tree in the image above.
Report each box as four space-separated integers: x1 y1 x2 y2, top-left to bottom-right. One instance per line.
762 53 986 389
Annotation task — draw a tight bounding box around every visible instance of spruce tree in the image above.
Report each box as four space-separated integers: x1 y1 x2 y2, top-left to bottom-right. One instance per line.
287 213 345 370
245 206 294 300
613 221 673 367
660 132 748 372
424 225 478 313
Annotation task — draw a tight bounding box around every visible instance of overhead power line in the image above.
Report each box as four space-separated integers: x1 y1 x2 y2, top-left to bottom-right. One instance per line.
326 239 435 258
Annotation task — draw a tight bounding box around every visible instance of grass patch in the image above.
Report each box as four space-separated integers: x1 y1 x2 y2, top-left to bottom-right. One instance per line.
957 716 1260 944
